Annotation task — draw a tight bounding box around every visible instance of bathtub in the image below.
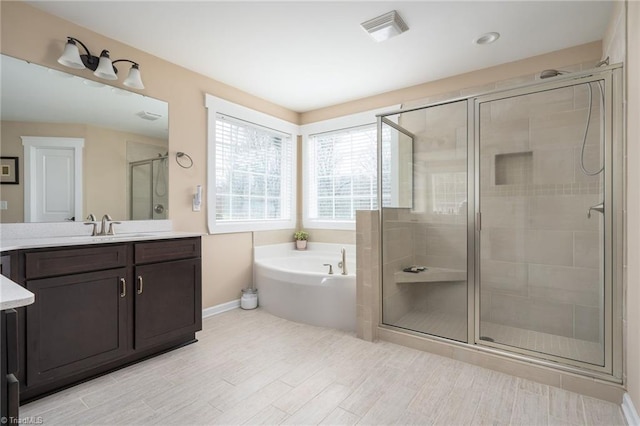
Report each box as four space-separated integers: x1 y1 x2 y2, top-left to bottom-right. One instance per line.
254 243 356 331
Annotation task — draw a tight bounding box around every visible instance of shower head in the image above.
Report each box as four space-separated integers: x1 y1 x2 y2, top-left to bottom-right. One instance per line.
539 69 566 79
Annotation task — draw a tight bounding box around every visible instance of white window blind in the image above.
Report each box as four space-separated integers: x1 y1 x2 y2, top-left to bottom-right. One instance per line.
307 124 381 222
215 114 293 222
206 94 297 234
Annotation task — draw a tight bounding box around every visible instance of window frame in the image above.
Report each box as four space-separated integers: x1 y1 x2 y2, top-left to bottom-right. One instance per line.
301 106 399 230
206 94 299 234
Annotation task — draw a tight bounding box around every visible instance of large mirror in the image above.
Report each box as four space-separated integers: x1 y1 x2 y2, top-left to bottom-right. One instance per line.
0 54 169 223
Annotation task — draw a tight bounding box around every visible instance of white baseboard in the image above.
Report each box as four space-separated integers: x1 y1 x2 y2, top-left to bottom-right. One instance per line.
202 299 240 319
623 393 640 426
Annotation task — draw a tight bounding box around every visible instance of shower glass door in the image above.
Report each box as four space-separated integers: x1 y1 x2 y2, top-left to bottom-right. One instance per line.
130 157 169 220
476 77 609 367
381 100 469 342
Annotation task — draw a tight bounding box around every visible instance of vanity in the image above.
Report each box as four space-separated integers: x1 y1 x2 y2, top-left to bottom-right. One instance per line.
0 231 202 403
0 45 201 405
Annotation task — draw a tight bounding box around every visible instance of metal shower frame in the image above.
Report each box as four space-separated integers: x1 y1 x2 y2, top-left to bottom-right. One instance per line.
376 63 624 382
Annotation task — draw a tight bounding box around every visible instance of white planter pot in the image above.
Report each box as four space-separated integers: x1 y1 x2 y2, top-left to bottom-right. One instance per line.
296 240 307 250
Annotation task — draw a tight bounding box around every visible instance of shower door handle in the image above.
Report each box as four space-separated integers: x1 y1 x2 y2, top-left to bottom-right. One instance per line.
587 202 604 219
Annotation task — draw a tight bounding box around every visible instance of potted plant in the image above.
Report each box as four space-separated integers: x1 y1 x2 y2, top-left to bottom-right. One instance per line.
294 230 309 250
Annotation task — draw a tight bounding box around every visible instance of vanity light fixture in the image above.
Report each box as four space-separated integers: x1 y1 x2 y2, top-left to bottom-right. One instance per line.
57 37 145 89
361 10 409 42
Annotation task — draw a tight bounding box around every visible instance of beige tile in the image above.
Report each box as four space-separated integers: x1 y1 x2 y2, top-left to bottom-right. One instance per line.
511 389 549 425
213 380 292 425
529 195 599 232
432 387 483 425
548 387 585 425
339 365 402 416
582 396 626 425
141 400 222 425
532 146 575 185
519 378 550 396
19 309 625 426
481 196 529 229
524 229 575 266
281 383 351 425
319 407 360 425
574 231 601 269
245 405 289 425
273 369 335 414
528 263 600 307
358 382 418 425
472 370 518 422
20 398 88 425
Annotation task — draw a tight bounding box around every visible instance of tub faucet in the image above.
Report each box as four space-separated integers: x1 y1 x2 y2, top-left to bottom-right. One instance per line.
338 247 348 276
323 264 334 275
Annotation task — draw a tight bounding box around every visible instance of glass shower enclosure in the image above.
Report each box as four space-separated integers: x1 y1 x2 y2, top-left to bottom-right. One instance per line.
378 65 623 379
130 155 169 220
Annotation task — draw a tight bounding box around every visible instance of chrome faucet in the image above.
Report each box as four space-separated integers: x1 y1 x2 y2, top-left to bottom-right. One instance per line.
98 214 121 236
84 213 98 236
587 202 604 219
338 247 348 276
323 263 334 275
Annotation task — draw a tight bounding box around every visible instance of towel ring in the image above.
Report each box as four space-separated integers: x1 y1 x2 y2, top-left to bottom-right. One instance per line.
176 152 193 169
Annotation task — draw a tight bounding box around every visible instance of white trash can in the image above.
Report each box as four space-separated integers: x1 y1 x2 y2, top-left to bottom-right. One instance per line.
240 288 258 310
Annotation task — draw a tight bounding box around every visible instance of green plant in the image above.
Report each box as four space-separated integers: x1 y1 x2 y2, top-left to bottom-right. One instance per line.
294 230 309 241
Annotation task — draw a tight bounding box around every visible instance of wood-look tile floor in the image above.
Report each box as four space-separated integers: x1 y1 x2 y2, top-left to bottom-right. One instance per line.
21 308 625 425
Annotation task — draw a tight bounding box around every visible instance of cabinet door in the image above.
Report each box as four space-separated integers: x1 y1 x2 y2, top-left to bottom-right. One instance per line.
134 259 201 350
25 268 128 387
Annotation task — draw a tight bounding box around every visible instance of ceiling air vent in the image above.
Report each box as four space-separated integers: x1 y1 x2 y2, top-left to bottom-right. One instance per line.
361 10 409 42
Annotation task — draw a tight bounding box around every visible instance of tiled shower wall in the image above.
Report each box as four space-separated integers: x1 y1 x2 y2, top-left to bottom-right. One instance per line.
479 81 603 342
380 60 604 343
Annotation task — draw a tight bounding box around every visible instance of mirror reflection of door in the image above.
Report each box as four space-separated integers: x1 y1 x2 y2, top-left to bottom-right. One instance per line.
22 136 83 222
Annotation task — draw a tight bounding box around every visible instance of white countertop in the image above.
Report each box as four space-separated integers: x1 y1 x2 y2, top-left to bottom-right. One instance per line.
0 231 203 252
0 275 34 310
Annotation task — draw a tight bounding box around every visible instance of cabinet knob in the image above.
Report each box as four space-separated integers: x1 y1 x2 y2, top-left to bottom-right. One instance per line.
137 276 144 295
120 278 126 298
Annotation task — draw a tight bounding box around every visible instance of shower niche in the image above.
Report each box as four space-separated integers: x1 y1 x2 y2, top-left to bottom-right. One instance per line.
378 65 623 380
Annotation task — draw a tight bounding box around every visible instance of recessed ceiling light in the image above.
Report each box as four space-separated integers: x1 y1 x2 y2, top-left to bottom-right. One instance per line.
474 32 500 45
361 10 409 42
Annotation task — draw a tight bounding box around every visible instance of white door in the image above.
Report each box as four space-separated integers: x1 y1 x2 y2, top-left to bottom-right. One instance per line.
22 137 84 222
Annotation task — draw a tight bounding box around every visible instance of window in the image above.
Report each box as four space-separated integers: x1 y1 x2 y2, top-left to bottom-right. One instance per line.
432 172 466 215
206 95 297 234
302 107 398 230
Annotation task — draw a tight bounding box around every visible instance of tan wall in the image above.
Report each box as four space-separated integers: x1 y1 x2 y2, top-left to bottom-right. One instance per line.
0 120 165 223
626 0 640 413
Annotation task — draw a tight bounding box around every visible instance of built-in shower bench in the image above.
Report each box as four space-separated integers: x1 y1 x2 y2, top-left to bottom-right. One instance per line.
394 267 466 284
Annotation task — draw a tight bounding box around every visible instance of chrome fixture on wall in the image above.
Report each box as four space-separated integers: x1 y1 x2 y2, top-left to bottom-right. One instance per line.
57 37 144 89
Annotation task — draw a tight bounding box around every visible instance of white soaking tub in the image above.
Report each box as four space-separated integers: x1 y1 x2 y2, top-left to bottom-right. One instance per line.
254 243 356 331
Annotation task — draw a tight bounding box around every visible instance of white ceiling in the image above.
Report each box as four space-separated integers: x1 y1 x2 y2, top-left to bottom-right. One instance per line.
28 1 613 113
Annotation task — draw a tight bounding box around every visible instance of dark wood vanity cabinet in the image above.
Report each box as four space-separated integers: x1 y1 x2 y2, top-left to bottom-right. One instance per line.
2 254 20 423
24 268 129 388
134 239 202 350
13 237 202 402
